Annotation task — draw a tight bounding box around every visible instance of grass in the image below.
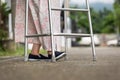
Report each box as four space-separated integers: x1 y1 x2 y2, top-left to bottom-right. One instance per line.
0 46 24 57
0 45 48 57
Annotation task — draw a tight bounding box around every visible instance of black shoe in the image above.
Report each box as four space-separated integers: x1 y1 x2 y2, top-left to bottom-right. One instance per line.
28 54 49 61
48 51 66 60
39 54 49 59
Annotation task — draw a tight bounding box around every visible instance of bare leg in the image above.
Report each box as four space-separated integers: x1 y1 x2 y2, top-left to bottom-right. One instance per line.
31 43 41 55
47 51 52 55
29 43 49 60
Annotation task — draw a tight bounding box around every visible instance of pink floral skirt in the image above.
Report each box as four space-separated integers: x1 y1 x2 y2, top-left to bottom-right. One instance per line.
15 0 62 51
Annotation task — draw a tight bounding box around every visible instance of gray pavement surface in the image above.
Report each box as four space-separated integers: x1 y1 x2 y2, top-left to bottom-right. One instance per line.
0 47 120 80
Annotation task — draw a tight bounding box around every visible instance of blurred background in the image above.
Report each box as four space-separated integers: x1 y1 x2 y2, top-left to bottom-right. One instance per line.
0 0 120 56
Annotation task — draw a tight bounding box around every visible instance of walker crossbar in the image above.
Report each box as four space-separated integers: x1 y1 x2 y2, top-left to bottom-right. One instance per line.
51 8 88 12
26 33 91 37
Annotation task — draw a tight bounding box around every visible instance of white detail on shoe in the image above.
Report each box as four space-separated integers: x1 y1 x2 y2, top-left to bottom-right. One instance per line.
28 59 40 61
55 52 66 60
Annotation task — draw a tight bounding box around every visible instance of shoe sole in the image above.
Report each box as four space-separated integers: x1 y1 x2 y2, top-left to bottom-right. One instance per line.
55 52 66 60
28 59 51 61
28 59 41 61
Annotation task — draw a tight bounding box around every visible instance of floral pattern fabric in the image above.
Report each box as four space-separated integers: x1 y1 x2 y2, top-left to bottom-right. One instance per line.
15 0 61 51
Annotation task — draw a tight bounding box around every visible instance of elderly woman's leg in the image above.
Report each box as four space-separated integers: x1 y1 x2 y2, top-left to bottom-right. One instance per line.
28 43 49 60
28 43 66 60
31 43 41 55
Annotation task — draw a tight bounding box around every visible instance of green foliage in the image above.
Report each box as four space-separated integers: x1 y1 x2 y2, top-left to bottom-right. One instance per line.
70 6 115 34
102 12 115 33
0 2 11 39
114 0 120 30
0 29 8 40
1 2 11 23
0 2 11 50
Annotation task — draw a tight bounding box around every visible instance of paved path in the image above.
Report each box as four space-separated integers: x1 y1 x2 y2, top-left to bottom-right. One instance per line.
0 47 120 80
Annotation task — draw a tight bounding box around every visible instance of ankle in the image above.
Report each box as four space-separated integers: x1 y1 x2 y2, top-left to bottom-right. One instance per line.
47 51 52 55
30 53 39 56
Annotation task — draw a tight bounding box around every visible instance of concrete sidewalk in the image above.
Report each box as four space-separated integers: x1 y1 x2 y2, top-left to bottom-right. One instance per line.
0 47 120 80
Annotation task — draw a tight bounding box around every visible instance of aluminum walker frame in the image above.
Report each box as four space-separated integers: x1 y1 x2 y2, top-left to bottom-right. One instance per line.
24 0 96 62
